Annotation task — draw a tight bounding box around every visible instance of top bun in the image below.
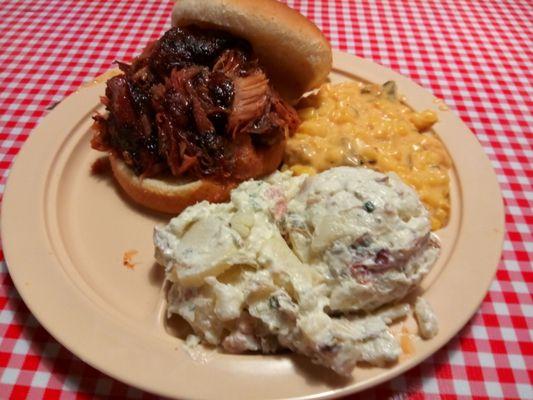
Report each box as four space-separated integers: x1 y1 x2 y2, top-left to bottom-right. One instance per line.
171 0 332 101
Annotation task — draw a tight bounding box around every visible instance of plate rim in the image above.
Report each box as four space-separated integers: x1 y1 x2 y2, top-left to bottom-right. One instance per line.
1 50 505 400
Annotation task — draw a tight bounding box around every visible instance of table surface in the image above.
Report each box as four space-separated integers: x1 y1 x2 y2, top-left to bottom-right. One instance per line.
0 0 531 399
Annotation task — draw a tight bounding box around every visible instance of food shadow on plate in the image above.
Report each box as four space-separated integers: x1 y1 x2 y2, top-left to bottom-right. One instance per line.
289 354 354 387
164 312 195 339
148 261 165 287
90 155 170 224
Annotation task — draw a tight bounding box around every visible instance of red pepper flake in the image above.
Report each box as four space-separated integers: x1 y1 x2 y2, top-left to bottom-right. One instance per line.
375 249 392 265
123 250 138 269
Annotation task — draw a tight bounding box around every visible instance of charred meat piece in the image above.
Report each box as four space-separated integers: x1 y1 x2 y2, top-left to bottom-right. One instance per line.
149 27 251 77
92 26 299 180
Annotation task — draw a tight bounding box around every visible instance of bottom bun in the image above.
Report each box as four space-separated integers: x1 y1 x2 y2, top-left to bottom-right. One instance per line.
109 154 235 214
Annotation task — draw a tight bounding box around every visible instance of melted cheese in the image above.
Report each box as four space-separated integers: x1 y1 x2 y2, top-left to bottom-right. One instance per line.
284 81 451 230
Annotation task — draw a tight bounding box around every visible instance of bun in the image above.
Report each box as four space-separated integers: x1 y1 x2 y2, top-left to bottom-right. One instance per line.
109 154 235 214
108 132 285 214
171 0 332 101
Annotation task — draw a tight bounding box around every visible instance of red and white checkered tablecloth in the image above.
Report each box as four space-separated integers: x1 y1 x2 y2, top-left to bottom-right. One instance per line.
0 0 531 399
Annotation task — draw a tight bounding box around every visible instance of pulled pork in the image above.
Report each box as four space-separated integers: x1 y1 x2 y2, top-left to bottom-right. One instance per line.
91 26 299 179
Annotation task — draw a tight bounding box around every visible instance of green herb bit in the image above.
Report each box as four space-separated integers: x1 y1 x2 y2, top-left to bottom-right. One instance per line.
269 296 280 309
363 201 375 213
382 81 397 101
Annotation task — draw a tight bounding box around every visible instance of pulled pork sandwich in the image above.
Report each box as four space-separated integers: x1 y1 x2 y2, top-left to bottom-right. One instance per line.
91 0 332 213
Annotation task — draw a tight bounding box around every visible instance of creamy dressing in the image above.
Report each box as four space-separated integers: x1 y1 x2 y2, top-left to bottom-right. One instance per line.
154 167 439 375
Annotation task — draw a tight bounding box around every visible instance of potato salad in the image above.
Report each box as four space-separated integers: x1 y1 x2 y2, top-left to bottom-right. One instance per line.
154 167 440 375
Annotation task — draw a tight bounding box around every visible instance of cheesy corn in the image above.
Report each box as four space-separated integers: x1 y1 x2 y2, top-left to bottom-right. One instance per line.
284 81 451 230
